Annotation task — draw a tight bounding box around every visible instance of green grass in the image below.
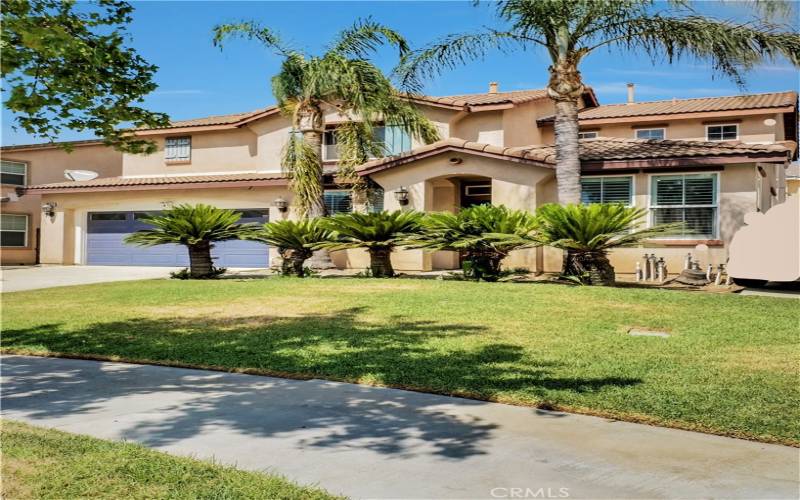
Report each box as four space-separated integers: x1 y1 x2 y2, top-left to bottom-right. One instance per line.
0 420 339 500
2 278 798 445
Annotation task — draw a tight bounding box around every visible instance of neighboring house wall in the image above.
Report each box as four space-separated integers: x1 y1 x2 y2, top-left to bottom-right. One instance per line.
1 144 122 265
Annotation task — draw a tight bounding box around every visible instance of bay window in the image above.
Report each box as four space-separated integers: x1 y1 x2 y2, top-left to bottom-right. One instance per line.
650 173 718 239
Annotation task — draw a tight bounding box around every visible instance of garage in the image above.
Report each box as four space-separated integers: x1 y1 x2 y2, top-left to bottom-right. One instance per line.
87 209 269 268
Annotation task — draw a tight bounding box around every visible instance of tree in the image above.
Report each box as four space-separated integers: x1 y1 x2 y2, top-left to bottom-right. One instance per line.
314 210 424 278
213 18 440 219
405 205 539 281
124 204 256 279
1 0 169 153
531 203 682 285
251 219 330 277
398 0 800 204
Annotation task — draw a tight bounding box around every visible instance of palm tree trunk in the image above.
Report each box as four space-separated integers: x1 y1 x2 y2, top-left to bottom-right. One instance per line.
279 248 309 277
188 241 213 278
564 251 615 286
368 246 394 278
553 98 582 205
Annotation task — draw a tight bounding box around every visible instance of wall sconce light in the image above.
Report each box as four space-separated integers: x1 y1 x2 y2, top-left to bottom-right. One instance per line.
394 187 409 206
41 202 57 218
273 197 289 213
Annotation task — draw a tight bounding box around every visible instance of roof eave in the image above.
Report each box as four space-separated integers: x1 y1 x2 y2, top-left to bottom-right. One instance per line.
23 177 289 194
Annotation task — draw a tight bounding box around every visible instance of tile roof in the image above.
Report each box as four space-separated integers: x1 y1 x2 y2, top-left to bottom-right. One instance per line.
413 89 550 107
26 172 288 192
357 137 793 173
1 139 105 152
146 107 279 130
540 91 797 122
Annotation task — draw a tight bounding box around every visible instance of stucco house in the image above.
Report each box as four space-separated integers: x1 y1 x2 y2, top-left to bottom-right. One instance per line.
2 84 796 276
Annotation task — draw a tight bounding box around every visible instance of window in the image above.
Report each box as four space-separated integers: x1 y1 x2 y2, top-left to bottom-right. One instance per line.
366 188 384 213
323 125 411 161
581 176 633 205
1 161 27 186
165 136 191 161
324 190 352 214
650 173 718 239
635 128 665 140
90 212 127 221
706 124 738 141
1 214 28 247
578 131 598 139
465 184 492 196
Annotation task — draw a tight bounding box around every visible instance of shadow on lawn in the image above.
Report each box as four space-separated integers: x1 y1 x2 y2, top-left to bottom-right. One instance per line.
3 307 641 459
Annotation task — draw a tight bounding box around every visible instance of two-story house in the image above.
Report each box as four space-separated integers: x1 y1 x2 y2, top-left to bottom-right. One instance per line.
5 84 797 274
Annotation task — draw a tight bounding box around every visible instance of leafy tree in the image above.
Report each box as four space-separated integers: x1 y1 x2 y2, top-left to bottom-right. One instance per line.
398 0 800 205
213 18 440 220
405 205 538 281
251 219 330 277
314 210 424 278
531 203 682 286
1 0 169 153
125 204 257 279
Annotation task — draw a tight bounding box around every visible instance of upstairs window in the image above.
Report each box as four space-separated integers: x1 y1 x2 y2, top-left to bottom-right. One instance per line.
324 190 352 215
581 176 633 205
706 124 738 141
635 128 665 140
1 161 27 186
165 136 191 162
650 173 718 239
578 131 598 139
1 214 28 247
323 125 411 161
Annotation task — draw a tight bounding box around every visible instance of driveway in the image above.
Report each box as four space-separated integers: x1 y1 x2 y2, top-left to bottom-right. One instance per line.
0 265 179 292
2 355 797 499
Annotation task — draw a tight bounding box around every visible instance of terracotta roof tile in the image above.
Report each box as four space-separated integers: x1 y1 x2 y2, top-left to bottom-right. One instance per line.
357 137 792 174
26 172 288 191
540 91 796 122
415 89 550 107
145 107 279 130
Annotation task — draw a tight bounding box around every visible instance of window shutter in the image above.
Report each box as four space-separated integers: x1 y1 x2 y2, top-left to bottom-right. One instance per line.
580 178 602 204
601 177 632 204
324 191 352 214
684 176 715 205
653 177 684 205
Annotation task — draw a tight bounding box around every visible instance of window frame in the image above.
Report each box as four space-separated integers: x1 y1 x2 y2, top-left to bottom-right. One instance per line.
648 172 720 240
634 128 666 140
705 123 739 142
0 213 30 248
578 131 599 139
323 189 353 215
164 136 192 162
580 174 635 206
1 160 28 186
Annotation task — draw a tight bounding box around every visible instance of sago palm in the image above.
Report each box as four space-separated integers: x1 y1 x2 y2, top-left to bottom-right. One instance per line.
405 205 539 281
398 0 800 204
533 203 682 286
213 18 440 219
251 219 330 277
314 210 424 278
124 204 256 279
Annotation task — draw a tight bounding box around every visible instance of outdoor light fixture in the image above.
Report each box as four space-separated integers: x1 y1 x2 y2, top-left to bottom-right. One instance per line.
394 187 409 206
273 197 289 213
41 202 57 218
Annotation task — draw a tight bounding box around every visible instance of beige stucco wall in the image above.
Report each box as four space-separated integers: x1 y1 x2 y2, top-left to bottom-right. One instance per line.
540 113 785 144
1 144 122 264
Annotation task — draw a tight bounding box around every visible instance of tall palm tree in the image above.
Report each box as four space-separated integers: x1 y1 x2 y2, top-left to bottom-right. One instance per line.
213 18 440 215
125 204 256 279
398 0 800 204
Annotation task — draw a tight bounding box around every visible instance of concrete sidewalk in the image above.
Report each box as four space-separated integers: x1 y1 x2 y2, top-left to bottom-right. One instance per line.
0 265 179 292
1 355 797 499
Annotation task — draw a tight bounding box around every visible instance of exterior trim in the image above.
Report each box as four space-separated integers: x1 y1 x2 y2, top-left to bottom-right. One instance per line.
24 177 289 194
0 139 104 152
581 154 786 171
538 106 796 127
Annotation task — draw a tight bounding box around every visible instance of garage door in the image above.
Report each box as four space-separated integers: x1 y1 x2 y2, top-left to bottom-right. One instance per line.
87 209 269 268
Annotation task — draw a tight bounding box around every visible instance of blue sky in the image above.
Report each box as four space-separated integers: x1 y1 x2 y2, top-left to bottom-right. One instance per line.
2 0 798 145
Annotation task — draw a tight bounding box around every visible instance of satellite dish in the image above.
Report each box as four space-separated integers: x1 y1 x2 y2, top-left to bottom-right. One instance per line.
64 169 99 181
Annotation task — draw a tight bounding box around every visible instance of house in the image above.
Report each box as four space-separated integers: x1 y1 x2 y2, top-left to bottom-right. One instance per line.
3 84 796 275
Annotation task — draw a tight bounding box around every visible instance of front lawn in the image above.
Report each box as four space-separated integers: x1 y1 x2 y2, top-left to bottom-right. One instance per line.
0 420 338 499
2 278 798 445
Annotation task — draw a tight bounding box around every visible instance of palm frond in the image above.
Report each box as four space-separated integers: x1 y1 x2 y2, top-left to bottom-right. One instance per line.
251 218 330 253
125 204 256 247
330 17 410 58
281 132 323 218
212 21 296 57
314 210 424 251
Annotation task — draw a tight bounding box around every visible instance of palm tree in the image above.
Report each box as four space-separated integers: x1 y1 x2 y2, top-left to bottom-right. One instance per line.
532 204 682 286
124 204 256 279
251 219 330 277
398 0 800 204
405 205 539 281
213 19 440 216
313 210 424 278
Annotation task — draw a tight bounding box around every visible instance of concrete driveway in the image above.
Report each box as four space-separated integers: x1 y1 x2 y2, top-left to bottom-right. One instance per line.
2 355 797 499
0 265 179 292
